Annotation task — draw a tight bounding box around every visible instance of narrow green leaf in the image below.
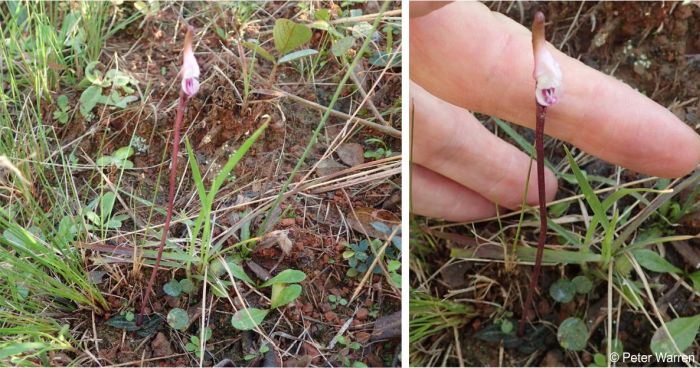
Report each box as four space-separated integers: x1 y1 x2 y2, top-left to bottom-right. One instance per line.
631 249 683 274
185 138 207 203
564 146 609 229
450 246 602 265
241 41 276 63
278 48 318 63
99 192 117 221
492 117 557 173
207 122 268 205
0 343 47 359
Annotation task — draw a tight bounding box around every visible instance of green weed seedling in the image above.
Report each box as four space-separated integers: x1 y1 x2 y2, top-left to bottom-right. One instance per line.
549 275 593 304
373 222 402 288
588 339 623 367
242 19 317 68
243 343 269 361
95 146 135 169
328 294 348 310
344 222 401 287
336 334 367 368
82 191 129 232
343 239 379 277
185 327 213 358
336 335 361 351
230 269 306 331
52 95 70 124
78 62 139 119
364 138 393 160
163 278 194 298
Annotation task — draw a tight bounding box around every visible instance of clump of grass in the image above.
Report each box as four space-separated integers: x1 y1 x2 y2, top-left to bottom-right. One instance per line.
409 292 475 345
0 1 138 361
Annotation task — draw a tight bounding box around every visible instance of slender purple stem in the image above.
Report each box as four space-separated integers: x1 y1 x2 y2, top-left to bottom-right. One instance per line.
137 89 187 326
518 102 548 337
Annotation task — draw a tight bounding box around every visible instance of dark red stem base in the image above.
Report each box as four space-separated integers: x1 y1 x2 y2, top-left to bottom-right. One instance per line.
518 103 548 337
137 90 186 326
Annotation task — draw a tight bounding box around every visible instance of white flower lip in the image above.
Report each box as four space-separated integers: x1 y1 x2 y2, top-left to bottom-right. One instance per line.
532 13 561 107
181 26 200 97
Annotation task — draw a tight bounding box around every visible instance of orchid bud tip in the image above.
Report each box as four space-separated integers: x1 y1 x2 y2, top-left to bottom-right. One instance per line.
532 11 561 107
181 26 200 97
534 12 544 24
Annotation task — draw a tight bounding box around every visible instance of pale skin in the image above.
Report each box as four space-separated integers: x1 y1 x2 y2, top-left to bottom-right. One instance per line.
410 2 700 222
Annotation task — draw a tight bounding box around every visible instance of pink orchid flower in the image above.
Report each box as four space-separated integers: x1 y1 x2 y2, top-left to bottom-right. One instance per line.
532 12 561 106
181 26 200 97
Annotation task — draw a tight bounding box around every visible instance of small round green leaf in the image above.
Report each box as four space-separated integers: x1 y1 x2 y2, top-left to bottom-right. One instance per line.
179 279 194 294
549 278 576 303
163 279 182 297
572 275 593 294
609 338 624 355
167 308 189 330
500 319 514 334
557 317 588 351
231 308 269 330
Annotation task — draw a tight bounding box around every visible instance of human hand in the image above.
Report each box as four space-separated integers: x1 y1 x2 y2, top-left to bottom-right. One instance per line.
410 2 700 222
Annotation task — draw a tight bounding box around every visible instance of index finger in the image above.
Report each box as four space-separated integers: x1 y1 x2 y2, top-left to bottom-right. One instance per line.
410 1 451 18
410 2 700 178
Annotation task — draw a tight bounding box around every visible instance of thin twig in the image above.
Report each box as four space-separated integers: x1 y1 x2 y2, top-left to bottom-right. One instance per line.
256 89 401 138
